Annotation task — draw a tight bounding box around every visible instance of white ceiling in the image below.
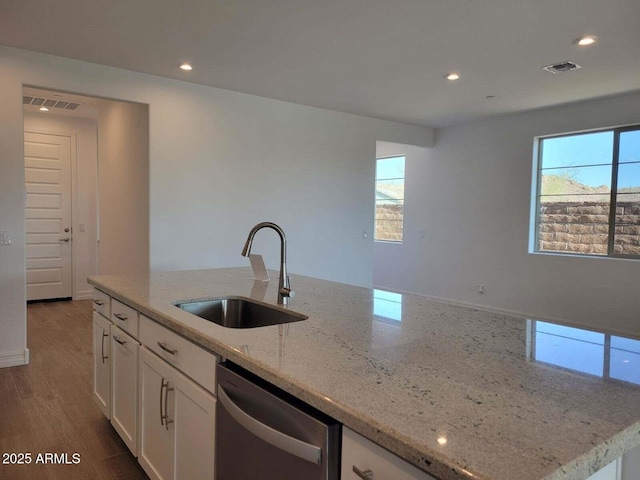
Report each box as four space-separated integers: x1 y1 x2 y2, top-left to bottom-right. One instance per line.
2 0 639 128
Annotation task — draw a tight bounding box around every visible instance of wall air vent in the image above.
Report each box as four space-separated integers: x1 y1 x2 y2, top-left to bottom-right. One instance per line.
542 61 582 74
23 96 83 110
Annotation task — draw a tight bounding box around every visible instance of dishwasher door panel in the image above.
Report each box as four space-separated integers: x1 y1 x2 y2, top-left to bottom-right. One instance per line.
215 362 340 480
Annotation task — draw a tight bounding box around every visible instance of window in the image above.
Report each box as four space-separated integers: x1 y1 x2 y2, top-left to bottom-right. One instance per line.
375 156 405 242
534 126 640 258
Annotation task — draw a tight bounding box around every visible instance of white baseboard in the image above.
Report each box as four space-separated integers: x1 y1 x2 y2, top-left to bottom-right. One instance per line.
74 290 93 300
0 348 30 368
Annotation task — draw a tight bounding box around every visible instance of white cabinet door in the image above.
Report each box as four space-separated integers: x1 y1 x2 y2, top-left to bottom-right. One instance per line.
93 312 111 418
111 325 140 456
173 368 216 480
587 459 619 480
342 427 437 480
140 347 175 480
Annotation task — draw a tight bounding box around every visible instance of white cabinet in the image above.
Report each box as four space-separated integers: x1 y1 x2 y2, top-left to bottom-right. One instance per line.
140 346 175 480
111 325 140 456
586 459 619 480
139 346 216 480
342 427 437 480
173 361 216 480
92 311 111 418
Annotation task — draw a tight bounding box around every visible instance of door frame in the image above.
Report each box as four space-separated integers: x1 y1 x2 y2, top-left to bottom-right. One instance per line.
24 128 83 300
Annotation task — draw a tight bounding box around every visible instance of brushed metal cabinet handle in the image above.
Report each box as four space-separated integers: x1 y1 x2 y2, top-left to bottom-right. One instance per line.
114 313 128 321
160 378 166 426
101 332 109 363
59 237 70 242
113 335 126 346
160 378 173 429
353 466 374 479
157 341 177 355
93 299 104 306
164 385 174 430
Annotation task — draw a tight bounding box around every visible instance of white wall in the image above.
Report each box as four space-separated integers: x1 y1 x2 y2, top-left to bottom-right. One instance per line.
0 45 433 365
374 92 640 336
0 58 27 367
23 112 98 299
98 101 149 275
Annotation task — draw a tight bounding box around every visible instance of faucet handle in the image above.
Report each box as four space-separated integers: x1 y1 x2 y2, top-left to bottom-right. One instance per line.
279 287 295 298
280 276 295 298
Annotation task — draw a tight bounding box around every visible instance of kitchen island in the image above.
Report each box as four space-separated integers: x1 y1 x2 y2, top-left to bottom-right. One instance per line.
88 268 640 480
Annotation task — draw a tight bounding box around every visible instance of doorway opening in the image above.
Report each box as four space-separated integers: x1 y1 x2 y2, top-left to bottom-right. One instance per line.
22 86 150 302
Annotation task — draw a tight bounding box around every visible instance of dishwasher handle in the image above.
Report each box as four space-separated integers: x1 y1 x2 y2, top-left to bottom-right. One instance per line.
218 385 322 465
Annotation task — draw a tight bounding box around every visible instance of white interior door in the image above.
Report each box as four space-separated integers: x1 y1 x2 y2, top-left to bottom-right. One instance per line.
24 131 73 301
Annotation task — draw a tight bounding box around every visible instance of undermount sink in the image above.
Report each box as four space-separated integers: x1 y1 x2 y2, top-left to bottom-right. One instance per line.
175 297 308 328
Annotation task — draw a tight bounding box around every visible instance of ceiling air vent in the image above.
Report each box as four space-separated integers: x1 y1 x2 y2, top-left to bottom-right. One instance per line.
542 61 582 74
22 96 83 110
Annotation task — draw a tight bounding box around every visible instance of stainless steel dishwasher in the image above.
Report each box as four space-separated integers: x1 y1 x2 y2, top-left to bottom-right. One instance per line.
216 362 341 480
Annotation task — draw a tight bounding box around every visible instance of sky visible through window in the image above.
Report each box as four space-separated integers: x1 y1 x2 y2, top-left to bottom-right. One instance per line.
541 130 640 189
376 156 405 180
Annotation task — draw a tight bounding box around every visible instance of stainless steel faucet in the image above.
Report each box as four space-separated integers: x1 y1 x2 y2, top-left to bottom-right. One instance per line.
241 222 294 305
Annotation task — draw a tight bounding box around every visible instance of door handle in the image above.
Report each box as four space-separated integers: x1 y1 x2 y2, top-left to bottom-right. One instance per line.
59 237 70 242
218 386 322 465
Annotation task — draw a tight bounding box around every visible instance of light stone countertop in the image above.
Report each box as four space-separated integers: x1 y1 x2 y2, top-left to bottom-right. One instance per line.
88 268 640 480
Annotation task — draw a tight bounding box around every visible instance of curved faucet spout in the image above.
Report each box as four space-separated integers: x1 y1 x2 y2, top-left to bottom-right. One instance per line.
241 222 293 305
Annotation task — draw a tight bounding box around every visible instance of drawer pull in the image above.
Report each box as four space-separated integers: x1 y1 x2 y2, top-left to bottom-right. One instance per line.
113 335 126 346
114 313 128 321
93 299 105 306
158 342 177 355
353 466 374 479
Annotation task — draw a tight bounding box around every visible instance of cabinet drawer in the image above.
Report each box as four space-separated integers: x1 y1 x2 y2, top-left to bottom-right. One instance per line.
111 299 140 339
342 427 437 480
93 289 111 318
140 315 218 394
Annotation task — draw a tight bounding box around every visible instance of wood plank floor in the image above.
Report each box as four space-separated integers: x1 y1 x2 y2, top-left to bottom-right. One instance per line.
0 300 148 480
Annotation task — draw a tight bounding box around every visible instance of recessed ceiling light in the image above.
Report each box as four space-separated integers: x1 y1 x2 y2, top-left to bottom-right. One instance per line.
575 36 597 46
445 73 460 81
179 63 193 71
39 106 49 111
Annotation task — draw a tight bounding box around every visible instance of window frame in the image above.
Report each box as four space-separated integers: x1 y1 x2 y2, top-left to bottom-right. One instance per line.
533 124 640 260
374 154 406 244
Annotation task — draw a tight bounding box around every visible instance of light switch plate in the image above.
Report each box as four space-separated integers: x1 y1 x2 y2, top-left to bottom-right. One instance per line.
0 231 12 245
